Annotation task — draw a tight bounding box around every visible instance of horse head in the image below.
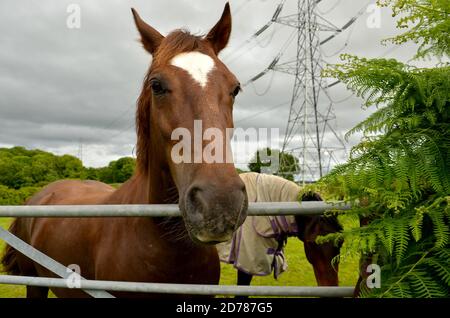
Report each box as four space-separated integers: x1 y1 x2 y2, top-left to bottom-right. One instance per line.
297 192 343 286
132 3 248 244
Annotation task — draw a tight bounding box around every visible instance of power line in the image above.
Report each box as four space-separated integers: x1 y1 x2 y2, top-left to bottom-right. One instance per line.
255 24 279 48
240 0 373 182
232 0 252 16
107 121 135 140
319 0 372 46
243 28 297 86
319 16 357 58
317 0 342 15
73 104 135 163
235 101 290 124
101 104 135 132
250 71 276 96
222 0 287 63
77 138 83 164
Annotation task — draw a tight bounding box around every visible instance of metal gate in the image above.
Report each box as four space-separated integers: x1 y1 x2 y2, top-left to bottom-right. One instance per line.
0 202 354 298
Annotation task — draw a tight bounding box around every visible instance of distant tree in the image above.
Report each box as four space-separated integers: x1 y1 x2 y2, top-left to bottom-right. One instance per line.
55 155 83 179
30 154 59 185
0 147 136 188
91 157 136 184
0 147 85 188
81 167 100 180
0 185 42 205
110 157 135 183
248 148 299 181
0 156 31 189
96 166 114 184
236 168 247 174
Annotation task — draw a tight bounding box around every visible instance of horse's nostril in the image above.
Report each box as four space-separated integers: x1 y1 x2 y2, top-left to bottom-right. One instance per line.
188 186 202 202
186 185 206 215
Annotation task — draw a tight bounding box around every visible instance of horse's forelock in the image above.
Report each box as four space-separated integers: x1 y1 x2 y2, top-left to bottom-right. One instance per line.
153 30 210 67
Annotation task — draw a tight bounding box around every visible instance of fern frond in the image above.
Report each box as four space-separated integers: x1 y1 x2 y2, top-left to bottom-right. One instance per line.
425 258 450 286
410 207 425 241
427 208 450 248
407 271 445 298
319 7 450 297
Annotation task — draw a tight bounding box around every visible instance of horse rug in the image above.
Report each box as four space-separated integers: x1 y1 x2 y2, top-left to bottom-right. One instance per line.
216 172 301 278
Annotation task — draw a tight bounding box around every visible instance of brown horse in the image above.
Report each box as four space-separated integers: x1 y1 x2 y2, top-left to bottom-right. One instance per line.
236 193 343 297
1 3 248 298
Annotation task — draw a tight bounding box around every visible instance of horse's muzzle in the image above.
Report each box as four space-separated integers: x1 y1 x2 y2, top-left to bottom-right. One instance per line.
181 181 248 244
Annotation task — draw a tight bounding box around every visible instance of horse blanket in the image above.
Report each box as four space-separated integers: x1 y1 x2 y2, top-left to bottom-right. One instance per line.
216 172 301 278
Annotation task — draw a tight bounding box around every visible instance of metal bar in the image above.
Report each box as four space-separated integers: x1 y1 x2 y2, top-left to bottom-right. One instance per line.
0 202 350 218
0 227 114 298
0 275 355 297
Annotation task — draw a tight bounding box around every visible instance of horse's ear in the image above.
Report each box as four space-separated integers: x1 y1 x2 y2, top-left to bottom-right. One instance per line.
131 8 164 55
206 2 232 54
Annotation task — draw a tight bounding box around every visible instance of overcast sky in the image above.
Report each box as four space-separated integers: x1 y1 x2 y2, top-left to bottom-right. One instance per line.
0 0 430 173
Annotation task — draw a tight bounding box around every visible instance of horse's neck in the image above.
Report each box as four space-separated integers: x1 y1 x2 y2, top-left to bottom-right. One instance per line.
107 170 178 204
103 169 201 248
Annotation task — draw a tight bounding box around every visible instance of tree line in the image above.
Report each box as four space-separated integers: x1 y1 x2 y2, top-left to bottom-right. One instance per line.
0 146 300 205
0 147 135 205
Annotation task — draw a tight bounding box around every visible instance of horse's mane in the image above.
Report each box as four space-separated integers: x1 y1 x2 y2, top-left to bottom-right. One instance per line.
135 30 208 174
154 30 206 66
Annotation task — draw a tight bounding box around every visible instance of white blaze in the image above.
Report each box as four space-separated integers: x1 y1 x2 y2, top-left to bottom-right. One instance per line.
170 51 215 88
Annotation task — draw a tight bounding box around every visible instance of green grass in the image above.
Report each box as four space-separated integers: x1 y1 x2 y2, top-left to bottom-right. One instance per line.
0 218 25 297
219 215 360 290
219 238 358 288
0 217 359 298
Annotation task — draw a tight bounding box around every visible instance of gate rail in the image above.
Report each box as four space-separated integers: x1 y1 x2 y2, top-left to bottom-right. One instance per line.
0 202 354 298
0 201 350 217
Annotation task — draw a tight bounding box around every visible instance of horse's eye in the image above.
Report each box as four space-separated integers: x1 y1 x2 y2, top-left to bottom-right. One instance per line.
231 84 241 98
150 80 166 95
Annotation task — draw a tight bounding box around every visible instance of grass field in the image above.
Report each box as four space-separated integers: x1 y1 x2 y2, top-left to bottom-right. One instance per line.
0 217 359 298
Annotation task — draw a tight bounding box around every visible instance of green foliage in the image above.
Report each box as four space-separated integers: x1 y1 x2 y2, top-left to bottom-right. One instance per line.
0 147 83 189
0 146 137 186
360 240 450 298
318 0 450 297
0 147 136 202
92 157 136 184
0 185 42 205
248 148 299 181
377 0 450 59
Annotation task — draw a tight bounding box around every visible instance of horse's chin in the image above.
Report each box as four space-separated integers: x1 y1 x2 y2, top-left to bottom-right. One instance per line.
188 231 233 245
189 236 224 246
185 224 233 245
179 202 238 245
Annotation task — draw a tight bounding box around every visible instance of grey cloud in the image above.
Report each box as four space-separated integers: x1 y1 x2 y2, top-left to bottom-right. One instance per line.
0 0 420 168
